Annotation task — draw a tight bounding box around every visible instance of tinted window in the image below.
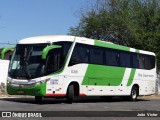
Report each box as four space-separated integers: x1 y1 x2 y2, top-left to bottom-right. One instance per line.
144 55 155 70
54 42 72 59
68 43 155 70
132 53 155 70
46 49 61 73
90 47 103 65
132 53 139 68
120 51 131 67
46 42 72 74
69 44 89 66
105 50 119 66
137 54 145 69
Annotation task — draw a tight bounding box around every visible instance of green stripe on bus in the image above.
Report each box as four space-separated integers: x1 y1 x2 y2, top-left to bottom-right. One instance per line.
82 64 126 86
127 68 136 86
136 49 139 53
126 49 139 86
1 46 15 59
94 40 130 52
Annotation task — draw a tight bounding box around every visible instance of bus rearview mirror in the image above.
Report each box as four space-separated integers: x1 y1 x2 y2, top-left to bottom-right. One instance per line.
1 46 15 60
42 45 62 59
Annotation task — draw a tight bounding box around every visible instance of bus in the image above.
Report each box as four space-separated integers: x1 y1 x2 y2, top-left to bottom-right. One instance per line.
7 35 156 103
0 46 14 92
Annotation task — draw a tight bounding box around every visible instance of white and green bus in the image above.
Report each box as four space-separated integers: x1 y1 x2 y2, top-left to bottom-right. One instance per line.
7 35 156 103
0 46 14 88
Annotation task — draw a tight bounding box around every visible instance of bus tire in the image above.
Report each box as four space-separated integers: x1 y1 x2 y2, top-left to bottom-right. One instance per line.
130 86 138 101
35 96 42 103
66 85 74 104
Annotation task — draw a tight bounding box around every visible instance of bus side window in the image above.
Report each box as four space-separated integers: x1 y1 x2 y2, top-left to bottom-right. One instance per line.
105 49 119 66
144 55 156 70
132 53 139 68
150 56 156 69
69 44 89 66
46 49 61 74
138 54 145 69
54 42 72 63
90 47 103 65
119 51 131 68
144 55 151 70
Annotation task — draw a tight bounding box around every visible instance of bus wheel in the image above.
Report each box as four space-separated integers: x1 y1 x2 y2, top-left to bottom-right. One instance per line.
66 85 74 104
35 96 42 103
130 86 138 101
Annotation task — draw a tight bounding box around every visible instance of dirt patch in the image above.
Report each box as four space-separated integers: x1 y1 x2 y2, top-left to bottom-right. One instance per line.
138 95 160 99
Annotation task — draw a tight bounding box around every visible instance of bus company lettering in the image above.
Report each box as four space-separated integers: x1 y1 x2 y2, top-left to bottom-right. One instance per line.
138 73 154 78
71 70 78 74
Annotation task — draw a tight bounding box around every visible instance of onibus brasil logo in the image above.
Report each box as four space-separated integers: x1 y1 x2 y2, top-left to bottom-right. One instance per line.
2 112 42 118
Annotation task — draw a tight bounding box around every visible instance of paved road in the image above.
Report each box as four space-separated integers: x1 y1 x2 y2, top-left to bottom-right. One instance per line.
0 96 159 120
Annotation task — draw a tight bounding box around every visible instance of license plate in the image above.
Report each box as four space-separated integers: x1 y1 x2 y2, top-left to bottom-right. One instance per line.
18 90 24 94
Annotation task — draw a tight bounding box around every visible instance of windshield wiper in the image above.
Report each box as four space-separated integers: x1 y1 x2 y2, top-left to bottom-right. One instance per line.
11 47 33 79
24 47 33 79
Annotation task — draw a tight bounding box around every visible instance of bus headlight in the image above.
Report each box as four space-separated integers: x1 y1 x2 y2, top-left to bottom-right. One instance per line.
7 77 12 85
36 82 41 86
35 78 50 86
7 81 11 85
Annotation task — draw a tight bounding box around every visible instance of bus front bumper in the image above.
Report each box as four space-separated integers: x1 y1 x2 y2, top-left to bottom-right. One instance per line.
7 83 46 97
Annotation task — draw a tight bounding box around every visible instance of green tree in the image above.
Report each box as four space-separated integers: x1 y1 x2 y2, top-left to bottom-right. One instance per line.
69 0 160 71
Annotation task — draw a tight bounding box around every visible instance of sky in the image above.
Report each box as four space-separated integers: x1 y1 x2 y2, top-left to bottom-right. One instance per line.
0 0 92 47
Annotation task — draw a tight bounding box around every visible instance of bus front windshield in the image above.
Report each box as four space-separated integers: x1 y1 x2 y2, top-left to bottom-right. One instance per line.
8 42 72 79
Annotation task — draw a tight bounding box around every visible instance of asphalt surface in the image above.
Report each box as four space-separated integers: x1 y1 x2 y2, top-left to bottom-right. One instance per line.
0 96 159 120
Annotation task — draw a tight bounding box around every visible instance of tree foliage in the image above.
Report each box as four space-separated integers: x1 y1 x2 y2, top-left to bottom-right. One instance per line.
69 0 160 71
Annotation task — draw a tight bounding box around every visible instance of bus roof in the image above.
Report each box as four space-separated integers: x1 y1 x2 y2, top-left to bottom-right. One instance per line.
18 35 75 44
18 35 155 56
